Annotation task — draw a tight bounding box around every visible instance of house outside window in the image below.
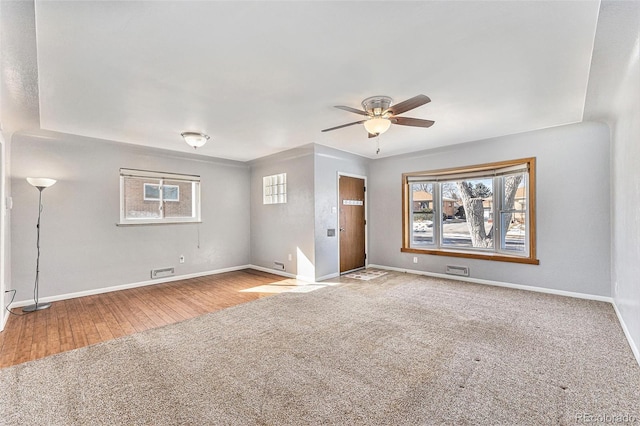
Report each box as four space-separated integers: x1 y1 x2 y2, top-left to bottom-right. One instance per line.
119 169 201 225
402 158 538 264
143 183 179 202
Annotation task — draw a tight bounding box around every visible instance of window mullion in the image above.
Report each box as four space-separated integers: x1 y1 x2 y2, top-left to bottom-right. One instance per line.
159 178 165 219
524 173 530 257
410 186 416 246
435 182 442 249
493 176 501 254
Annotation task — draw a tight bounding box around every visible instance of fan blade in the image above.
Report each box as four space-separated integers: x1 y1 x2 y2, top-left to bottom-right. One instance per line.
390 117 435 128
388 95 431 116
321 120 366 132
334 105 369 116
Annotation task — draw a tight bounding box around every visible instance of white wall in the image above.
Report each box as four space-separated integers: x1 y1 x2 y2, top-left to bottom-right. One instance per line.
0 0 42 327
584 0 640 362
10 130 251 302
249 145 316 281
0 135 6 328
368 121 611 297
314 144 369 280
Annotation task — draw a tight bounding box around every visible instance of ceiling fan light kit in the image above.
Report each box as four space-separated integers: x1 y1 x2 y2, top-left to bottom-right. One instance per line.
363 117 391 135
181 132 210 149
322 94 435 138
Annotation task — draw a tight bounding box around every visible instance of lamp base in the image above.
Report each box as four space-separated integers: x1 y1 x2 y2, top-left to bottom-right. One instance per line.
22 302 52 312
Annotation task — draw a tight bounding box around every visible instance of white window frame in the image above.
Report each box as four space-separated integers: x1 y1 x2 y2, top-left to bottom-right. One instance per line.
402 158 538 265
119 168 201 225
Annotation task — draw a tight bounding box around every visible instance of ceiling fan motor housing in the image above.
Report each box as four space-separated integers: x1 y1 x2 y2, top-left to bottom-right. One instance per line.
362 96 393 116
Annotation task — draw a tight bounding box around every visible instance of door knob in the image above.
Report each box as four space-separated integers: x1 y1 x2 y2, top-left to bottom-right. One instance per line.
339 227 345 232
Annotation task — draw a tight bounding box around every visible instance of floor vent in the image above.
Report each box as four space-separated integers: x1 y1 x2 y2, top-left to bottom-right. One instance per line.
151 267 175 279
274 262 285 271
446 265 469 277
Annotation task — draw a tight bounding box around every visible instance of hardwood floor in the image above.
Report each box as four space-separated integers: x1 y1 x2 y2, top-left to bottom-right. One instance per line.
0 269 298 368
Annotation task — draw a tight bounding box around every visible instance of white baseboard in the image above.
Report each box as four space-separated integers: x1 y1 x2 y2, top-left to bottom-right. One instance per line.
248 264 316 283
10 265 253 308
316 272 340 282
249 264 297 279
1 309 8 332
612 302 640 367
367 264 614 303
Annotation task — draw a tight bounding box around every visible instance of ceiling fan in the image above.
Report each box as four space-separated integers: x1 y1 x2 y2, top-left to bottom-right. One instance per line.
321 94 435 138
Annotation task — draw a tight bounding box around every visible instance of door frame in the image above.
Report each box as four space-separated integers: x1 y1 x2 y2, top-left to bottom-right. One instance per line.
337 172 368 274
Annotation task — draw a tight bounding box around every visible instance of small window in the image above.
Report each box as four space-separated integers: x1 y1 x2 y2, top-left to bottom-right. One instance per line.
263 173 287 204
402 158 538 264
119 169 200 225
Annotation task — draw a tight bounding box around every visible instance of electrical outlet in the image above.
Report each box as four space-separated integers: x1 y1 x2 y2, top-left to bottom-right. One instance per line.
413 257 418 264
288 253 292 261
179 255 185 264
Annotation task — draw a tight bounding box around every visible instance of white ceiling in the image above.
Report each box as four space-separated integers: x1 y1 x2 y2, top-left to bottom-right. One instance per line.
33 1 601 161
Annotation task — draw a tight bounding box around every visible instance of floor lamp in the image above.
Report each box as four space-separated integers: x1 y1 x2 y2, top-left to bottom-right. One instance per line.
23 177 57 313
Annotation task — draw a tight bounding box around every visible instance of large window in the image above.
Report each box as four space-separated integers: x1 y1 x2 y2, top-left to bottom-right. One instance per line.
402 158 538 264
119 169 201 225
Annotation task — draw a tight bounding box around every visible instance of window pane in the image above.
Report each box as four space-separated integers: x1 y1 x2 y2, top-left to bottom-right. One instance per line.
125 178 161 219
501 212 526 253
162 185 179 201
442 179 493 249
410 183 435 246
163 180 195 218
144 183 160 201
500 173 527 253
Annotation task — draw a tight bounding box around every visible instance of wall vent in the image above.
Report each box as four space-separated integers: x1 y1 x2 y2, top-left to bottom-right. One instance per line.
446 265 469 277
151 267 175 279
274 261 285 271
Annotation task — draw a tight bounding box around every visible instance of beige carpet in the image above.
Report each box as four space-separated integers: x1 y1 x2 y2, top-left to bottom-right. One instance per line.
1 272 638 425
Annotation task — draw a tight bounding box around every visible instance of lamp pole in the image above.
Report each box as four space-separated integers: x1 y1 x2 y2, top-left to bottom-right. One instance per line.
23 178 56 312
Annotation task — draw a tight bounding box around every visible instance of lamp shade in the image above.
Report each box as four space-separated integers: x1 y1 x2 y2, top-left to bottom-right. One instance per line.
26 177 57 189
181 132 210 148
363 117 391 135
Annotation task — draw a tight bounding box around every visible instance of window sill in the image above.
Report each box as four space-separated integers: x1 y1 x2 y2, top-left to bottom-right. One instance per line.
401 247 540 265
116 221 202 227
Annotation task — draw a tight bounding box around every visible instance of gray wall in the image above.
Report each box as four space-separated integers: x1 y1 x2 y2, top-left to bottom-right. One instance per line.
249 144 370 281
11 130 250 301
368 121 611 297
314 145 370 280
607 3 640 363
249 145 316 280
584 1 640 360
